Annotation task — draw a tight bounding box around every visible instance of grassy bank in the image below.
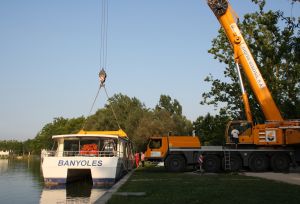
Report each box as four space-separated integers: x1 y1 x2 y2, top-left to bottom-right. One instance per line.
107 164 300 204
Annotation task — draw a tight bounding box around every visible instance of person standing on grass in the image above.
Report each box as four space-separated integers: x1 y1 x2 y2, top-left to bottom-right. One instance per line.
198 154 204 173
135 152 140 168
141 152 145 167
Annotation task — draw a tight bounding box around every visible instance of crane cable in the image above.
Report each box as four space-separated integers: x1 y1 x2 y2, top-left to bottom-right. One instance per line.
81 0 121 130
103 85 121 130
100 0 109 70
81 72 122 130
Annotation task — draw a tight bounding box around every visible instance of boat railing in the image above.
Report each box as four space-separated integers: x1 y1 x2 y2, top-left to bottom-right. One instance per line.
43 150 123 157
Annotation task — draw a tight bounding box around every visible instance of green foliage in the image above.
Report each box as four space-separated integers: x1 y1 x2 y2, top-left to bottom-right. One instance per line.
155 94 182 115
193 110 230 145
14 93 189 153
84 93 193 152
202 0 300 122
32 116 85 154
0 140 23 155
90 93 146 136
154 94 193 136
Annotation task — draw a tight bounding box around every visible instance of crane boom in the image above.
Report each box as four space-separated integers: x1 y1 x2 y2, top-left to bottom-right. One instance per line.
207 0 283 121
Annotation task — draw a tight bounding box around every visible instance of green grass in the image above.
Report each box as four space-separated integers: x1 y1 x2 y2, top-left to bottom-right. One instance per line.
107 164 300 204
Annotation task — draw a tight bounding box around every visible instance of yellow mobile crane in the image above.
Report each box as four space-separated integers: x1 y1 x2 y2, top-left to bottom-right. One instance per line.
207 0 300 146
145 0 300 172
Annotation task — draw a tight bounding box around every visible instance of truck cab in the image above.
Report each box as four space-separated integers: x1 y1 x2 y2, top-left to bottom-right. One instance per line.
145 136 201 171
145 137 167 162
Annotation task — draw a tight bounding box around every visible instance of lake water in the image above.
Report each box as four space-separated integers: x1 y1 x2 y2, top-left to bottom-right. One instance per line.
0 158 107 204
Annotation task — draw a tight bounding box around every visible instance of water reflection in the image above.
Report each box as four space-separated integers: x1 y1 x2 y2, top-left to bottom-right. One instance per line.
0 159 8 173
0 158 108 204
40 180 107 203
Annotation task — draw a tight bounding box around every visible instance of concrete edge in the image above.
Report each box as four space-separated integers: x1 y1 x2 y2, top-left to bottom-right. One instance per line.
242 172 300 186
94 169 136 204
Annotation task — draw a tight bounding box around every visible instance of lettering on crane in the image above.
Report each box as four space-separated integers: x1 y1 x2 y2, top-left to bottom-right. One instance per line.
230 23 266 89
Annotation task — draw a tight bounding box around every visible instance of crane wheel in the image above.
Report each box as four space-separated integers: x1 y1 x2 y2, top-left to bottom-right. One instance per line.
165 155 186 172
222 154 242 172
203 155 221 173
249 153 269 172
271 153 290 172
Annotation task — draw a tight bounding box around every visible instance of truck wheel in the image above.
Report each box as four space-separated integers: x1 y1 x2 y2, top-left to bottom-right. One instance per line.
271 153 290 172
203 155 221 173
249 153 269 172
165 155 186 172
222 155 242 171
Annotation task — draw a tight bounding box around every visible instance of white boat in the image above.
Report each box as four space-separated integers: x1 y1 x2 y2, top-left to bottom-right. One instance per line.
41 129 134 186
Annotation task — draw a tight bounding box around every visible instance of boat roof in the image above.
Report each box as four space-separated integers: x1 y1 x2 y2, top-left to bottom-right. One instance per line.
52 129 128 140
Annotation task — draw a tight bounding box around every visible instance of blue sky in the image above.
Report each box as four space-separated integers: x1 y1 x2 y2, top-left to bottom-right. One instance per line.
0 0 299 140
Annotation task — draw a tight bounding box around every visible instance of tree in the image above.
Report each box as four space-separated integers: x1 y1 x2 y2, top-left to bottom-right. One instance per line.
33 117 85 153
155 94 193 135
193 110 230 145
155 94 182 115
7 94 193 154
134 95 193 151
84 93 147 137
84 94 193 151
84 93 151 151
0 140 23 155
201 0 300 122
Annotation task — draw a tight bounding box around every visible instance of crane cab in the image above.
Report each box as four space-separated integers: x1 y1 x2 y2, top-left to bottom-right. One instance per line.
226 121 253 145
226 120 300 147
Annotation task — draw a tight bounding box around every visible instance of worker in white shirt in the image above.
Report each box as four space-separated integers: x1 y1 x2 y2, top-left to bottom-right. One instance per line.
231 128 240 148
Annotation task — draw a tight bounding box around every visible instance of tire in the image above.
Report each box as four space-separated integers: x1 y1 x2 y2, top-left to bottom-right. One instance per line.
271 153 290 172
203 155 221 173
222 155 242 172
165 155 186 172
249 153 269 172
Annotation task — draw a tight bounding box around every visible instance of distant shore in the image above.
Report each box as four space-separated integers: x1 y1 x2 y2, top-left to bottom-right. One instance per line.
0 155 40 160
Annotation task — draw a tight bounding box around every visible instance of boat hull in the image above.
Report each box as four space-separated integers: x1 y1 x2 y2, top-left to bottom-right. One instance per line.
42 156 125 186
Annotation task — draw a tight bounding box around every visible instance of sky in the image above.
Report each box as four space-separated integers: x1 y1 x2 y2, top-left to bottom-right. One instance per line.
0 0 299 141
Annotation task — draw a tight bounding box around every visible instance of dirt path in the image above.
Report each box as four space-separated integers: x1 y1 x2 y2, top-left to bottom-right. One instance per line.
242 168 300 186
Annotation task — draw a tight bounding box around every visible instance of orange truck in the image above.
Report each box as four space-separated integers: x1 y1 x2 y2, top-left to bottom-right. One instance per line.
145 0 300 173
144 133 299 172
145 136 201 172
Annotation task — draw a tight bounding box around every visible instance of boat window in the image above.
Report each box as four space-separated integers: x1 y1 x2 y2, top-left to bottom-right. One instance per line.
149 139 162 149
124 143 128 157
100 138 117 157
80 139 99 147
64 140 79 156
51 140 58 151
80 139 99 156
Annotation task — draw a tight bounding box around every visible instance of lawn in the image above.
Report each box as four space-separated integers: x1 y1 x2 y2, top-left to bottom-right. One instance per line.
107 164 300 204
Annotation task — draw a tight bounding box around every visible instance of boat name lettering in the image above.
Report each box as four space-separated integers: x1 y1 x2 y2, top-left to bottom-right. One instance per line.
58 159 102 167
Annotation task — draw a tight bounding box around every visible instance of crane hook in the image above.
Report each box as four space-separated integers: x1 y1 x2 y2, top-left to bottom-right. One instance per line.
99 68 107 86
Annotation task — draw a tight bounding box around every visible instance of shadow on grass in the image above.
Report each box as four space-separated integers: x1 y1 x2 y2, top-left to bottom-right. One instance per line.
107 164 300 204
